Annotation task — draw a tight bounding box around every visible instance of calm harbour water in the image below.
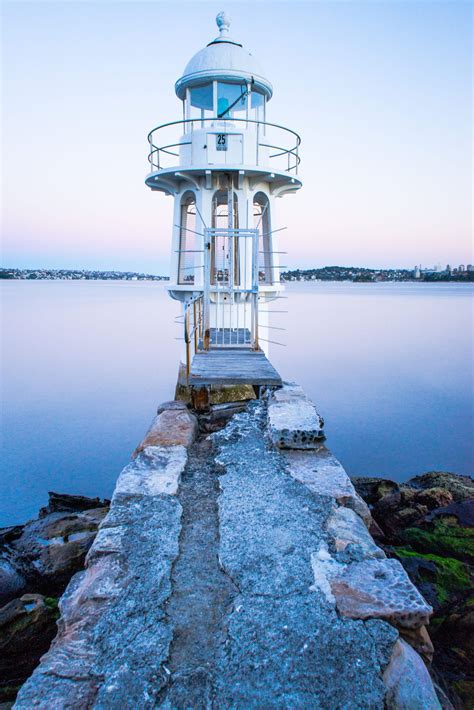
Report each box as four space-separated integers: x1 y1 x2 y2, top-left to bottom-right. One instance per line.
1 280 473 526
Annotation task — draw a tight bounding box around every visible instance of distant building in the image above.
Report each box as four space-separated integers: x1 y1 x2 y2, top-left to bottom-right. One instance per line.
459 264 465 272
467 264 473 272
414 265 421 279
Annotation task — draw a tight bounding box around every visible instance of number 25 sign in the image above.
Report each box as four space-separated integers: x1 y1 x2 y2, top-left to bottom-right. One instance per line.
216 133 228 151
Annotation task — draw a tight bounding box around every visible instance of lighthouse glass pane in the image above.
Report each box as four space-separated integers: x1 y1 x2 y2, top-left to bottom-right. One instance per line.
249 90 265 123
217 82 247 118
178 195 196 284
189 84 213 110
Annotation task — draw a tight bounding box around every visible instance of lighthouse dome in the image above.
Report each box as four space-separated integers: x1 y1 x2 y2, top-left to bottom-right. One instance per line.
175 12 273 100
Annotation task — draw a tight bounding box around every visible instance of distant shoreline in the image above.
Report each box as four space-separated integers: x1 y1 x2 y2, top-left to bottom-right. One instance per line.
1 266 473 283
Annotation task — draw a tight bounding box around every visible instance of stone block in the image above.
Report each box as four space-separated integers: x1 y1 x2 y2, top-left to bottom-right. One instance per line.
282 448 372 527
115 445 187 498
383 639 441 709
327 506 385 559
267 383 324 449
399 625 434 664
330 558 432 629
133 408 197 455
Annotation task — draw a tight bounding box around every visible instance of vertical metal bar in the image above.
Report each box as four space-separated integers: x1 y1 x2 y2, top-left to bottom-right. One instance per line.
203 230 210 350
252 228 259 350
193 301 197 353
185 305 191 381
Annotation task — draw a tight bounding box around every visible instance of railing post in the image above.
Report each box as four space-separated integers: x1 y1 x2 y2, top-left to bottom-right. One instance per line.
193 300 198 353
185 305 191 381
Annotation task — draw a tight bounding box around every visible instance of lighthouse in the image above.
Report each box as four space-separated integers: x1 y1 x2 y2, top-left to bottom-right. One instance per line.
145 12 302 395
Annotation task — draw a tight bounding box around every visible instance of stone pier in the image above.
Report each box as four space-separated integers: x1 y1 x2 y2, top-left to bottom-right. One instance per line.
14 385 442 709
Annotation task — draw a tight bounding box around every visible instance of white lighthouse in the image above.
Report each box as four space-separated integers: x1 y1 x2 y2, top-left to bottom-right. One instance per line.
146 12 302 394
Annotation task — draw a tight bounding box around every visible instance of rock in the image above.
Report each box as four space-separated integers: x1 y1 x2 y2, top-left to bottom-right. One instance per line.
0 594 58 703
156 399 188 414
39 492 110 518
7 508 108 595
376 504 429 539
133 408 198 454
407 472 474 503
326 506 385 559
210 384 256 404
369 518 386 542
199 402 248 433
383 639 441 709
0 558 26 606
399 625 434 664
425 499 474 528
267 382 324 449
330 558 433 628
351 477 400 505
401 518 474 566
282 447 372 527
416 488 453 511
115 445 187 498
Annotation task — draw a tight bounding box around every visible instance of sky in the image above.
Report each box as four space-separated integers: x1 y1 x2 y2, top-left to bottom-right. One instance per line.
1 0 472 273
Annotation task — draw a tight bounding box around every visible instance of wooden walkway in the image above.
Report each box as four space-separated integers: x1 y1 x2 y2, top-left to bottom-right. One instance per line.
189 349 282 387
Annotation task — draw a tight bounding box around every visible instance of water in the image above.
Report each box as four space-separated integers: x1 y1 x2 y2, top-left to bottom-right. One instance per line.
1 280 472 526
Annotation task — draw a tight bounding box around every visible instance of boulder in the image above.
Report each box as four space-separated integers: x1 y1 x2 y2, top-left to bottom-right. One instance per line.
425 499 474 528
407 472 474 503
383 639 441 709
133 408 198 455
416 488 453 511
0 594 58 703
0 558 26 606
267 383 324 449
8 508 108 595
39 492 110 518
351 477 400 505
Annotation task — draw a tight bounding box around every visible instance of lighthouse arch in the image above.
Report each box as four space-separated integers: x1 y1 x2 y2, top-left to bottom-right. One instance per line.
178 190 197 284
253 192 273 284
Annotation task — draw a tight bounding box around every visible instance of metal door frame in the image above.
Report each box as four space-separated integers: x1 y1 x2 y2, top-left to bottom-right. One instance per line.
203 227 259 350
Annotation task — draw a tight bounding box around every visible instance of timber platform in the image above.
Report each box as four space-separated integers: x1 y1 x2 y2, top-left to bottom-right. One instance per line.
189 349 282 387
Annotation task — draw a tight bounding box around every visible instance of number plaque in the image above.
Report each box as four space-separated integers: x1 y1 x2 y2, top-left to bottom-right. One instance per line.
216 133 228 151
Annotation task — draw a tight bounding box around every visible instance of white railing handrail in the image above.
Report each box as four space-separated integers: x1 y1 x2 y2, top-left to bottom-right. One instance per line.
147 117 301 175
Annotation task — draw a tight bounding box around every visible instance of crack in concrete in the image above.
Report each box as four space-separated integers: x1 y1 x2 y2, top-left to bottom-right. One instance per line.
156 435 238 709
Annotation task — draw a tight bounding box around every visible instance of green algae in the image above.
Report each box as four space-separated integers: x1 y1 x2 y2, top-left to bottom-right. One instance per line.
401 519 474 565
394 547 471 604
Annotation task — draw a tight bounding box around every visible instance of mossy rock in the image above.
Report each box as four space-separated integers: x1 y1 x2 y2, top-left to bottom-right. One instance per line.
401 519 474 565
394 547 471 605
452 679 474 708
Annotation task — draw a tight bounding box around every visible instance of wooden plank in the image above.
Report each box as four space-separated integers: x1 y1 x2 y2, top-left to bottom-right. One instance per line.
189 349 281 386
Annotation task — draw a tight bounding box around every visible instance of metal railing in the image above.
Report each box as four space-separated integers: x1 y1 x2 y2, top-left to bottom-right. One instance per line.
147 118 301 175
184 294 204 381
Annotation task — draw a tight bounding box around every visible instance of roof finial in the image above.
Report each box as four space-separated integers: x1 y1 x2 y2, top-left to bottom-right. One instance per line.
216 11 231 38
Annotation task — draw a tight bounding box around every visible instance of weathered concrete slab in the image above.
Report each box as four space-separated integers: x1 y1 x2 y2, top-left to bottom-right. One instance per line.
210 403 401 709
268 382 325 448
116 445 187 497
133 408 197 454
15 388 440 709
282 447 372 526
14 452 184 709
310 544 432 630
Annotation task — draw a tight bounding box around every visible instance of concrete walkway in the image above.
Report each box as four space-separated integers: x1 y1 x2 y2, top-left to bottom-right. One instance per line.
15 395 440 709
